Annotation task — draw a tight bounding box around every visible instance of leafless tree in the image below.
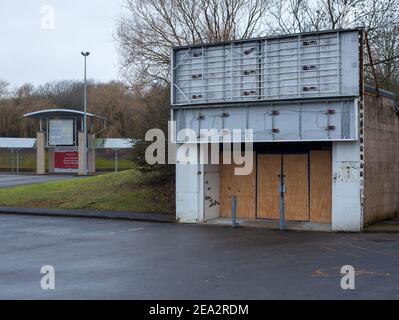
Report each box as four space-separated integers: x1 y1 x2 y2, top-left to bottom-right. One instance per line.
116 0 271 85
116 0 399 89
266 0 399 88
0 80 9 99
265 0 398 33
368 24 399 90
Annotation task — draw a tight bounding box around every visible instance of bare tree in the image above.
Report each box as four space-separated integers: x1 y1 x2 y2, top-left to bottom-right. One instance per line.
116 0 271 85
368 24 399 90
0 80 9 99
116 0 399 89
265 0 398 33
263 0 399 89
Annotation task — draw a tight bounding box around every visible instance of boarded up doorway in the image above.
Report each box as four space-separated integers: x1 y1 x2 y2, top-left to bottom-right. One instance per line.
257 153 309 221
257 150 332 223
218 148 332 223
219 152 256 219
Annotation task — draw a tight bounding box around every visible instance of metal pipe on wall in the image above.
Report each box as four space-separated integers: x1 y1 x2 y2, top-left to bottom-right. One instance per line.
279 155 286 231
232 195 239 228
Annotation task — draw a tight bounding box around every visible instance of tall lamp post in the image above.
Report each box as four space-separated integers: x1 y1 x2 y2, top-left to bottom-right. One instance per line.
81 51 90 176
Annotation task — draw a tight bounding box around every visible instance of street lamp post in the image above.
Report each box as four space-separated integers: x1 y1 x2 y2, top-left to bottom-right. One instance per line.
81 51 90 176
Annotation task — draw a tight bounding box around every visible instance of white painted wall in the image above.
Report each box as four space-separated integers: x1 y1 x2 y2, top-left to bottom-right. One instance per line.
204 164 220 221
332 141 362 231
176 144 204 223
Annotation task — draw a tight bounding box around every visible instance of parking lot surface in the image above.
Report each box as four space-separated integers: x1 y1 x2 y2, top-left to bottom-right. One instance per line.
0 214 398 299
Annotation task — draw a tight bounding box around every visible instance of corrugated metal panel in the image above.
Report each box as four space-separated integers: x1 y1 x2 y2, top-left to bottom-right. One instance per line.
173 98 357 142
172 30 360 106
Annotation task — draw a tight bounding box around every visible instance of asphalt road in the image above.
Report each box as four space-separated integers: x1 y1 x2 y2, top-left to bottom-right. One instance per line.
0 174 77 188
0 214 398 299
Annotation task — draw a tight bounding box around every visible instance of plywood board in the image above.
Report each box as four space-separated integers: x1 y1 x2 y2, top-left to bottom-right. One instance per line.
257 154 281 219
310 150 332 223
219 152 256 219
283 154 309 221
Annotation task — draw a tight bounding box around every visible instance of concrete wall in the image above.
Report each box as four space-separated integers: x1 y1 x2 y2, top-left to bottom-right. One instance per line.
88 134 96 173
78 132 96 175
363 94 399 225
332 141 362 231
78 132 85 175
176 144 204 222
203 164 220 221
36 131 45 175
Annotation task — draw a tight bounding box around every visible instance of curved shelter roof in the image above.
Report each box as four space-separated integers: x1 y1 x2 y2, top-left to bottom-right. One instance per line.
24 109 107 120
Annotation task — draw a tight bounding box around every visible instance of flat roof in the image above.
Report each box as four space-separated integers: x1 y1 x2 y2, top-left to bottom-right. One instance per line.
0 138 36 149
24 109 107 120
172 28 363 50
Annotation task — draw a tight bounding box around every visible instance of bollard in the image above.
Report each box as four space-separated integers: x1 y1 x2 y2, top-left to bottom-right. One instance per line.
279 174 285 231
232 195 239 228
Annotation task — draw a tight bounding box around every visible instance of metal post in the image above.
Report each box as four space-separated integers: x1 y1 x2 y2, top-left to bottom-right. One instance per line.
279 155 286 231
231 195 239 228
81 51 90 175
83 55 87 176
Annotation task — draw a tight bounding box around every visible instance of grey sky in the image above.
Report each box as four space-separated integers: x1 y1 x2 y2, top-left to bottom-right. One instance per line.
0 0 125 88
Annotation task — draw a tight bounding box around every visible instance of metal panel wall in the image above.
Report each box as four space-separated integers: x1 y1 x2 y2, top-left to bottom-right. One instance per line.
172 30 360 106
173 99 357 142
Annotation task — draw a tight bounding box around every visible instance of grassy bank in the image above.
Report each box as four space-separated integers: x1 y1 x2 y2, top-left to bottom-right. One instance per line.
0 169 175 214
0 150 135 172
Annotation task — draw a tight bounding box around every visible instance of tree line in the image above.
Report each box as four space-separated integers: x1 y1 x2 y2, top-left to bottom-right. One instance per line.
1 0 398 165
0 80 170 141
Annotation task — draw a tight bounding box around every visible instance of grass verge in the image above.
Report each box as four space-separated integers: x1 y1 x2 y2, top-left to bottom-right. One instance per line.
0 150 135 171
0 169 175 214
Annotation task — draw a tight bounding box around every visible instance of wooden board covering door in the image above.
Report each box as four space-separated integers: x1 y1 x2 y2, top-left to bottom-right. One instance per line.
257 154 281 219
219 152 256 219
257 153 309 221
220 150 332 223
283 154 309 221
310 150 332 223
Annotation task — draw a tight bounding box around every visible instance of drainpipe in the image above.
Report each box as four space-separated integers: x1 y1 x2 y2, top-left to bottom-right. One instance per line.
279 155 286 231
232 195 239 228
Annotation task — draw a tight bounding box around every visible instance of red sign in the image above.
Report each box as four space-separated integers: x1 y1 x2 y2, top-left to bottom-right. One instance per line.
54 149 78 172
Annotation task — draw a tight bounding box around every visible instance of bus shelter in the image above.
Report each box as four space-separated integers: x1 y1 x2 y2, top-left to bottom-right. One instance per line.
24 109 106 175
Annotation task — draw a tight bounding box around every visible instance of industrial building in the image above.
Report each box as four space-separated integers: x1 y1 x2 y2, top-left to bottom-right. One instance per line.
171 28 399 232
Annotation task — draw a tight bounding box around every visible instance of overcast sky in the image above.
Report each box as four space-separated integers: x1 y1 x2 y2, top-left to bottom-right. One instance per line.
0 0 125 89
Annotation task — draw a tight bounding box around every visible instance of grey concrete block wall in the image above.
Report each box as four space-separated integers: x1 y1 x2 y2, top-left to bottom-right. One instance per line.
363 94 399 225
78 131 85 175
36 131 45 175
78 131 96 175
